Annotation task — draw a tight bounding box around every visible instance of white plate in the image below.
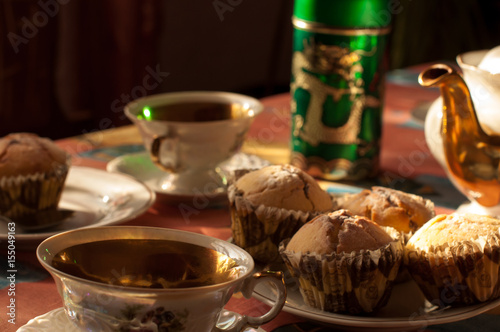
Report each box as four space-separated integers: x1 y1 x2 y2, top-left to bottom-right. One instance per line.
253 273 500 331
17 307 266 332
0 166 155 249
107 152 270 205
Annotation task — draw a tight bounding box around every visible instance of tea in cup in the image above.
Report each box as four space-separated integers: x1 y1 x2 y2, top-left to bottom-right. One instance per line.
124 91 263 197
37 226 286 332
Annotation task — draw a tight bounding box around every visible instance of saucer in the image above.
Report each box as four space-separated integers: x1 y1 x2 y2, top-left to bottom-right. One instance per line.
107 152 270 205
17 307 266 332
0 166 155 250
456 200 500 218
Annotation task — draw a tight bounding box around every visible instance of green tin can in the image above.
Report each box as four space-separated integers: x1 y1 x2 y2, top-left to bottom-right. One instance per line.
290 0 391 180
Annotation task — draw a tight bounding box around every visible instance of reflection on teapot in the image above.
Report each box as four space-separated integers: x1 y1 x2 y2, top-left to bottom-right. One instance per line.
419 62 500 208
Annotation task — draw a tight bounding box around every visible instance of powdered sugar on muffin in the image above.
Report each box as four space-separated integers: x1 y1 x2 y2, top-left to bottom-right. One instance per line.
286 209 394 254
339 186 435 233
234 164 333 212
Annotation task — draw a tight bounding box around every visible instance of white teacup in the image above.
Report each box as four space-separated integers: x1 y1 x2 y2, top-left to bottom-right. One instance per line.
124 91 263 196
37 226 286 332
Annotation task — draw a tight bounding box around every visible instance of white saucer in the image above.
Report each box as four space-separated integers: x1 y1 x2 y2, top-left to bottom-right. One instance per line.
0 166 155 250
253 274 500 331
107 152 270 205
17 307 266 332
456 200 500 218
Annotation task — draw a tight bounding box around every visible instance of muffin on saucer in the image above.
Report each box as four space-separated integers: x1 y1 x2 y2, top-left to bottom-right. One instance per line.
228 164 334 263
338 186 435 234
280 209 404 314
405 213 500 307
0 133 71 227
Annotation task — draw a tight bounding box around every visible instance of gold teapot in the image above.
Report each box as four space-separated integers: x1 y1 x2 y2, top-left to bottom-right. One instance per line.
419 48 500 214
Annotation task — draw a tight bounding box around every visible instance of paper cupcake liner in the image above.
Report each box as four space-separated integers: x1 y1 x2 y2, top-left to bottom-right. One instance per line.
228 184 320 263
405 236 500 307
392 232 415 284
230 207 313 263
0 160 70 223
279 227 404 314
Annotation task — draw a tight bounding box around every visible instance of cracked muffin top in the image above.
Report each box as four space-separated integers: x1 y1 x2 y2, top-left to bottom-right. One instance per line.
407 213 500 250
286 209 395 254
338 186 435 233
233 164 333 212
0 133 69 177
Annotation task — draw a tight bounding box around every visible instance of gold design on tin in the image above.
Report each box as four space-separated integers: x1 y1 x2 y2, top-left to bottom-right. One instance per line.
291 38 380 147
292 114 304 137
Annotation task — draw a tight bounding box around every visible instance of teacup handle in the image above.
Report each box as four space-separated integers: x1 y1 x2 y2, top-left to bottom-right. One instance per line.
150 135 179 173
214 271 286 332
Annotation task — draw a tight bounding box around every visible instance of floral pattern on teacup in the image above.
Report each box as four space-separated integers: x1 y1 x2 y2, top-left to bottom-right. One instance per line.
117 305 188 332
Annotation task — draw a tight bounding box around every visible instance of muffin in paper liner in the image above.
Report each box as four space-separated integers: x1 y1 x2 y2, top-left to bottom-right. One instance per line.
405 214 500 307
337 186 436 236
0 160 70 225
279 226 404 314
229 186 321 263
227 164 335 264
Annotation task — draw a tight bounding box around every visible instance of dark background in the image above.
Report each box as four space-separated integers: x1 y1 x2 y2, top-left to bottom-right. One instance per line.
1 0 500 140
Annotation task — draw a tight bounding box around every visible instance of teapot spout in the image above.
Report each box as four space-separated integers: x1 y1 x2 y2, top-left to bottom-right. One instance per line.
418 64 495 150
419 64 479 132
419 63 500 207
418 64 455 88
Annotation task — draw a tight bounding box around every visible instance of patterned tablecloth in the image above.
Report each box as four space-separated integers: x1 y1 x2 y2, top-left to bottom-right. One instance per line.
1 66 500 332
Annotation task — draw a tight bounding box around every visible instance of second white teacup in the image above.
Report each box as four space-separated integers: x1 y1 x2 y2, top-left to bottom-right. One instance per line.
124 91 263 196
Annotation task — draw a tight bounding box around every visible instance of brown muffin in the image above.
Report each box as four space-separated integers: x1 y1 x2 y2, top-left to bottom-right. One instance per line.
228 164 334 263
338 186 435 234
280 210 403 314
286 209 394 254
405 213 500 307
0 133 71 226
